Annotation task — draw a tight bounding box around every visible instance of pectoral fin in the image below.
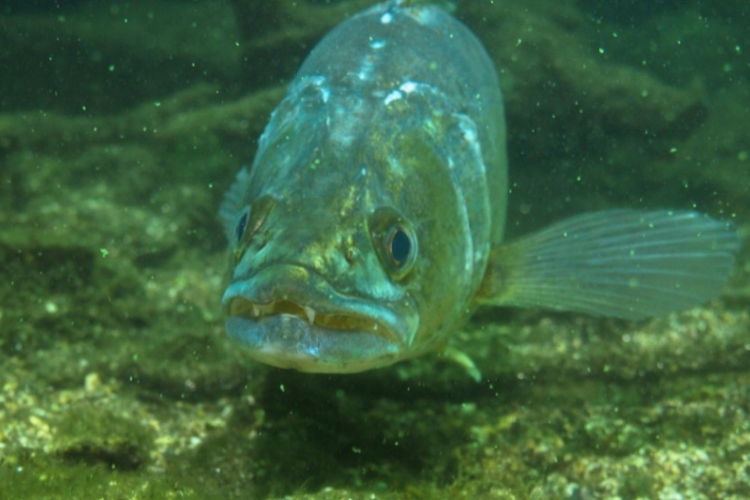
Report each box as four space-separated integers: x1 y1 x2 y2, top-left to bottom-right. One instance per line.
476 209 740 319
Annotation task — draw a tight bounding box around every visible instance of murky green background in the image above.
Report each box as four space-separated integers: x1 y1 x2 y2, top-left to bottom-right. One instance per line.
1 1 749 498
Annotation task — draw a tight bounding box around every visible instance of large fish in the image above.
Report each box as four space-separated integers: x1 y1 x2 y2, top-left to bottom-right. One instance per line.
220 0 740 375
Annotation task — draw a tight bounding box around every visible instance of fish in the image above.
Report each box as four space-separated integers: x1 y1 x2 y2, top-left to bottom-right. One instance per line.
219 0 740 376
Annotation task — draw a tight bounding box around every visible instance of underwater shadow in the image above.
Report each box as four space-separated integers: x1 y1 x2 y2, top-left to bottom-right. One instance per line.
244 368 493 497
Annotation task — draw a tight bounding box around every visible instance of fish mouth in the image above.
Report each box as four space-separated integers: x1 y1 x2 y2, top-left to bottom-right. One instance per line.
227 297 400 345
222 265 417 373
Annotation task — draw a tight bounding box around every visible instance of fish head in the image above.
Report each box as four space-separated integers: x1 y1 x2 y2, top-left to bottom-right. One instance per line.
223 188 421 373
222 78 486 373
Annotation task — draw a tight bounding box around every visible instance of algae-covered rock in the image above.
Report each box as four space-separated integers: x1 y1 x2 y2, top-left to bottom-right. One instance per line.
52 403 154 471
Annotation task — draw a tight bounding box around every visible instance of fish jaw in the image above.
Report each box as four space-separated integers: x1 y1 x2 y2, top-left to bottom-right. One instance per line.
222 264 419 373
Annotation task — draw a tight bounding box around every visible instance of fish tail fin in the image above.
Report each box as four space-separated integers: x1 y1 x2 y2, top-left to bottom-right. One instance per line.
476 209 740 319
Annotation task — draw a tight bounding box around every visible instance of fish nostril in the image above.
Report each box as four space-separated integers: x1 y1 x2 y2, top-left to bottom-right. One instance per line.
233 196 277 264
241 195 276 245
255 231 270 251
344 246 359 265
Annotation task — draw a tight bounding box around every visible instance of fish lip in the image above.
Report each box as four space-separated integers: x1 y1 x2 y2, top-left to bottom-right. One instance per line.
226 297 402 346
222 264 417 372
224 315 403 373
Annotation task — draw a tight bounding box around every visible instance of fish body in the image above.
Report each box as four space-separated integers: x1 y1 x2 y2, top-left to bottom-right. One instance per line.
221 1 740 374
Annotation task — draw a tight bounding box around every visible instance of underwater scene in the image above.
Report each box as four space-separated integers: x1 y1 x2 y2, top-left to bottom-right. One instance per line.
1 0 749 498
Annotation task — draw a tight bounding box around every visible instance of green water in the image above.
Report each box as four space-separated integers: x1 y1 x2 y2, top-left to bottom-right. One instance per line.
0 1 748 498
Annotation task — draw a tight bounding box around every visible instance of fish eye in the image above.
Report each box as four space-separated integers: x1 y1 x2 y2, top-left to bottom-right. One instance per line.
370 207 417 280
387 226 412 267
235 209 250 244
